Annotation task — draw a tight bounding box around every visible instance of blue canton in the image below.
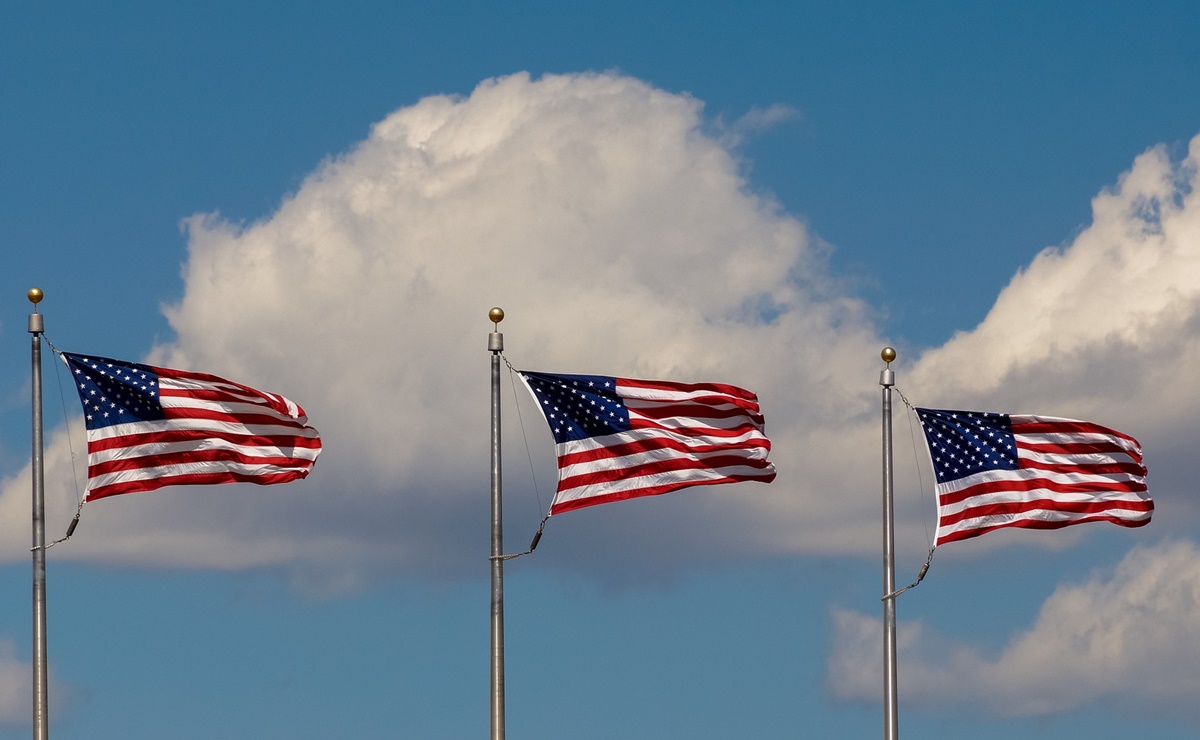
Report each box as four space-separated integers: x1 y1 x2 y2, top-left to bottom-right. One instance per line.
521 372 632 444
915 408 1018 484
62 353 165 430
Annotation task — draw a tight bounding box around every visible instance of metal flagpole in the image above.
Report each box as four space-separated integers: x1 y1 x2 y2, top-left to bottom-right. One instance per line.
879 346 898 740
28 288 49 740
488 307 506 740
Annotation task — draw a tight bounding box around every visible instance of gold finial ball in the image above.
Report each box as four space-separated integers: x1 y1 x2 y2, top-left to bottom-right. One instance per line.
488 307 505 325
881 346 896 364
27 288 44 305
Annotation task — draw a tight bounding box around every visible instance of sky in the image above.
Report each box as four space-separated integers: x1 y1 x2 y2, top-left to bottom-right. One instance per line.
1 2 1199 738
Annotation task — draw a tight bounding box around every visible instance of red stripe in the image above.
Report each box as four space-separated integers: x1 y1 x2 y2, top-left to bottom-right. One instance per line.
937 513 1152 545
938 476 1147 507
558 435 770 468
629 418 764 440
89 448 314 477
87 427 321 453
160 406 303 427
86 469 312 501
631 403 765 426
629 397 764 418
154 365 240 383
558 453 775 492
158 369 301 417
618 377 758 400
1011 418 1139 446
160 386 262 404
550 469 777 515
1018 458 1146 478
1018 439 1143 463
938 496 1154 527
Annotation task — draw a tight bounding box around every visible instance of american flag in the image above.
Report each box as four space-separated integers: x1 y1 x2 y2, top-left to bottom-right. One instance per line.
915 407 1151 546
519 371 776 515
62 352 322 501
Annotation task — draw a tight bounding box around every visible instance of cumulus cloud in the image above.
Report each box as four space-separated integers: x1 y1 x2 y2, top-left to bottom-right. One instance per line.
907 135 1200 423
0 72 882 584
829 540 1200 722
0 71 1195 586
0 640 36 725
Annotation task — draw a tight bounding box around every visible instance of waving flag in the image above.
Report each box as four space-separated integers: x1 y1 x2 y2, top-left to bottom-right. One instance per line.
519 371 775 515
62 352 322 501
915 408 1151 546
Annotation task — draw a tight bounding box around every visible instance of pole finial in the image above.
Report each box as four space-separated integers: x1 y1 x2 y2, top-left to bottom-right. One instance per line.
28 289 45 334
879 347 895 388
488 307 505 353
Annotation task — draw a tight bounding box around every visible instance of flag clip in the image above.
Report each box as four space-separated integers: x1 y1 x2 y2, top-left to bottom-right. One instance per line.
882 548 935 601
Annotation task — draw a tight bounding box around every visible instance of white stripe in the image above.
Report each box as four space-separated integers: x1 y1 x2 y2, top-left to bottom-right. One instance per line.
936 486 1150 519
159 394 296 418
555 463 772 503
87 437 322 465
624 399 755 417
273 393 301 418
933 467 1144 496
88 459 313 489
628 409 763 433
1017 448 1142 467
937 506 1152 541
616 382 753 405
625 393 757 411
87 418 321 442
1014 430 1140 453
160 377 307 420
558 440 769 480
161 375 259 397
560 427 769 456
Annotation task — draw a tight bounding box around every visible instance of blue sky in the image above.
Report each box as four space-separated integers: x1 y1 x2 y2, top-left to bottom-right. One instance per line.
2 2 1200 738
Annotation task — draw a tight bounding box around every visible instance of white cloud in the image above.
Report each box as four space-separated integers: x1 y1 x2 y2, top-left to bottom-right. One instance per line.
716 103 802 148
829 540 1200 722
908 136 1200 422
0 72 882 584
0 72 1196 587
0 640 36 725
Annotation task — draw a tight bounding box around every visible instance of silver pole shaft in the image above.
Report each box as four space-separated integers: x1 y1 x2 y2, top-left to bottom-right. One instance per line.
29 304 48 740
880 353 898 740
489 324 505 740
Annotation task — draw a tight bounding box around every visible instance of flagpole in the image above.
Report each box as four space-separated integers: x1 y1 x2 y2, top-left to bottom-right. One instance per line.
28 288 49 740
880 346 898 740
488 307 506 740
